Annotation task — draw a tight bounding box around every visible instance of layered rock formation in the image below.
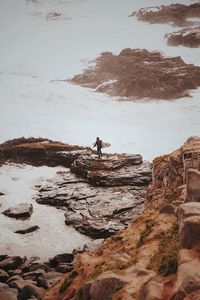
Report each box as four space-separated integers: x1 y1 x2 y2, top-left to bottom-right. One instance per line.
36 153 151 238
70 49 200 100
150 136 200 207
166 27 200 48
0 137 90 167
131 3 200 27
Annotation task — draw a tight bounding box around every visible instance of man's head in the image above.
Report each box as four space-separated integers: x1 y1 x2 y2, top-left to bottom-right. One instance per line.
96 137 99 140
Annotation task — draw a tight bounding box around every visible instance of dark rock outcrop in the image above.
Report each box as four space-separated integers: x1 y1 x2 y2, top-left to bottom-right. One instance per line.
0 137 90 167
36 154 151 238
49 253 74 266
15 225 39 234
0 257 23 271
0 269 9 282
2 203 33 220
131 3 200 27
166 27 200 48
70 49 200 100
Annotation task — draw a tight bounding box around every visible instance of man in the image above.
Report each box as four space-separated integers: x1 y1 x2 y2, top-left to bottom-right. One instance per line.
93 137 103 158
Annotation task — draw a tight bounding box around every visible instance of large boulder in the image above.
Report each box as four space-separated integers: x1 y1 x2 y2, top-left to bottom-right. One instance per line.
89 271 126 300
0 288 18 300
180 216 200 249
0 269 9 282
2 203 33 219
186 169 200 202
178 203 200 249
171 249 200 299
0 256 23 271
20 284 45 300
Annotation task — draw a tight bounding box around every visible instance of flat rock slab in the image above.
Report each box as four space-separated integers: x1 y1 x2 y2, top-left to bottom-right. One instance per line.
36 171 149 238
15 225 39 234
0 137 91 167
2 203 33 219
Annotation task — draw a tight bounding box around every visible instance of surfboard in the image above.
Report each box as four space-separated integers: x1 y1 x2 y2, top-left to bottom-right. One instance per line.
102 142 111 148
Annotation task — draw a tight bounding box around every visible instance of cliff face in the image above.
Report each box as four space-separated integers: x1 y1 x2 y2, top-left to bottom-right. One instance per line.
42 136 200 300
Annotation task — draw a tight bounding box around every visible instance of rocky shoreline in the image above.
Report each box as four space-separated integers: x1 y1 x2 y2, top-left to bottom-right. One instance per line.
70 48 200 100
0 138 151 240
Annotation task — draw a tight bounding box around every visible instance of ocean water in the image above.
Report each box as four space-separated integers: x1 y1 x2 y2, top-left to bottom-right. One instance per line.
0 0 200 258
0 0 200 160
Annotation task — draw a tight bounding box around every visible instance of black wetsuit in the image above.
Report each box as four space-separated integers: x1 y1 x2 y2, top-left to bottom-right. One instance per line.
94 139 102 157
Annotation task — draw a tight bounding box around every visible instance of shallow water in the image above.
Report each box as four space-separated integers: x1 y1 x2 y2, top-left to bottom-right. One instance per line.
0 164 91 260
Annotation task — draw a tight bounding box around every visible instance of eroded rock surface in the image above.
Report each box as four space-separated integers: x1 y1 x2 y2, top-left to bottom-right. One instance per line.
166 27 200 48
149 136 200 209
70 49 200 100
36 162 151 238
131 3 200 27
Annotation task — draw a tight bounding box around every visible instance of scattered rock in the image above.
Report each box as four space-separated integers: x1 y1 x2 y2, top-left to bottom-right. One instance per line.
2 203 33 220
15 225 39 234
